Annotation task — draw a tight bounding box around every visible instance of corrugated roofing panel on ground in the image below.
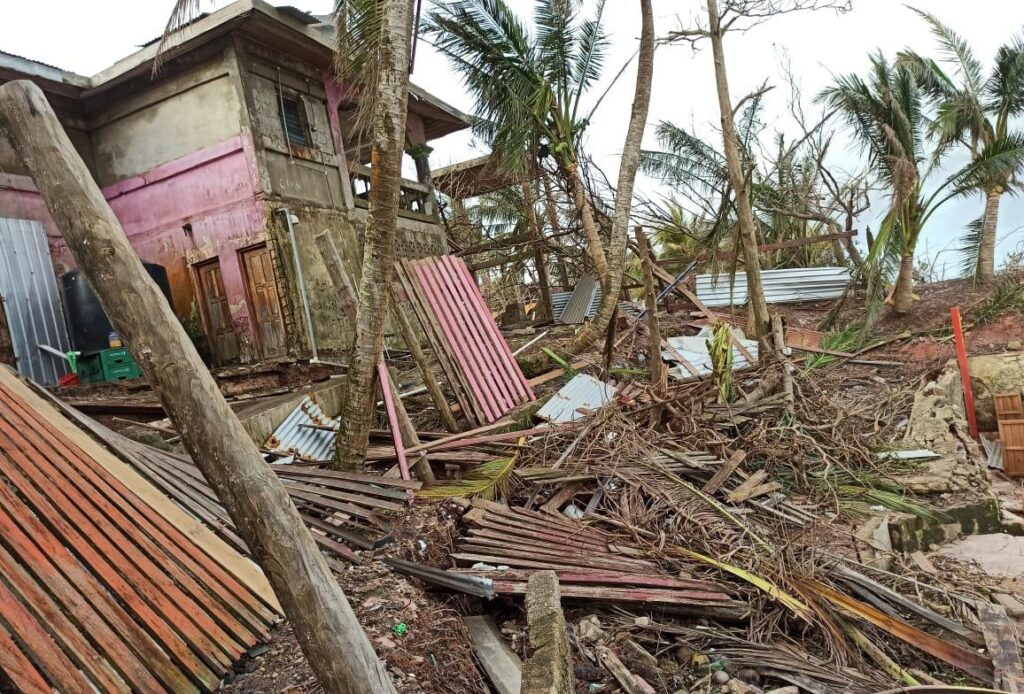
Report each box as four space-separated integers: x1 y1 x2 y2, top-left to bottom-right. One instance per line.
557 274 598 324
265 395 337 461
664 329 759 381
537 373 618 423
696 266 851 307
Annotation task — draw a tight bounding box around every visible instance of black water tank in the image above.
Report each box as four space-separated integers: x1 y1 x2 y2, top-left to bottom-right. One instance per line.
62 264 174 354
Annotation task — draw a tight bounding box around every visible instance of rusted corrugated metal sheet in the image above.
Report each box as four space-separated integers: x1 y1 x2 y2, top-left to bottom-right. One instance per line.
0 367 279 692
399 256 535 426
537 373 617 423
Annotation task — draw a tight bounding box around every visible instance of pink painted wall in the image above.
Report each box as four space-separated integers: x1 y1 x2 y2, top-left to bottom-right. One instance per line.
0 133 269 362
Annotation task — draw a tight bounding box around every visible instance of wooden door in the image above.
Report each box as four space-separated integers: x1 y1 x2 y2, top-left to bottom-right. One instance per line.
241 245 287 359
195 260 240 365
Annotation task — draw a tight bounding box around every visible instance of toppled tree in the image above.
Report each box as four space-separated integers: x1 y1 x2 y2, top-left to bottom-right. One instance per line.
426 0 656 354
0 79 395 694
897 8 1024 283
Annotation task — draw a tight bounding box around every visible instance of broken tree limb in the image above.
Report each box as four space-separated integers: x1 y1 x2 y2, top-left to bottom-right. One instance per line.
771 315 794 412
596 646 657 694
0 79 395 693
634 226 666 422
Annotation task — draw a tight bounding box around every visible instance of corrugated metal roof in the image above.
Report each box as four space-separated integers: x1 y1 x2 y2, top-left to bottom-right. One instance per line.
0 218 71 385
537 373 617 423
265 395 337 461
664 328 759 381
696 266 850 308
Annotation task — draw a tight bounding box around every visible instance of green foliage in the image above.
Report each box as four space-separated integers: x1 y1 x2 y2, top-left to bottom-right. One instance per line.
424 0 608 173
967 273 1024 325
416 456 517 500
706 323 733 403
803 322 865 371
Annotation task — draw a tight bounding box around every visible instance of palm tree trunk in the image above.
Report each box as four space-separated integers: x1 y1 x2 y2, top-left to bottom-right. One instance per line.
563 157 609 285
522 182 553 321
334 0 415 471
890 252 916 313
707 0 770 341
565 0 655 354
541 171 572 288
977 186 1002 283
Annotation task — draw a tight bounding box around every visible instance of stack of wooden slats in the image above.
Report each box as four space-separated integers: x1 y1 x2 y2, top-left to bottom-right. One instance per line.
395 256 535 427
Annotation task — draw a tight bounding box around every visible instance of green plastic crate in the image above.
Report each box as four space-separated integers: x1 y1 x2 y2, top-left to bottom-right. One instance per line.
78 348 142 383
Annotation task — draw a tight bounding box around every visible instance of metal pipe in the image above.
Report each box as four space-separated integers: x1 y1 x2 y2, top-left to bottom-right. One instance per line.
279 209 319 363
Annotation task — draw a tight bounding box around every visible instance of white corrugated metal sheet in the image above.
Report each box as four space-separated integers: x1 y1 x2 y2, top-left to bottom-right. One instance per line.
0 218 71 385
265 395 337 461
663 328 759 382
536 373 617 423
696 266 850 307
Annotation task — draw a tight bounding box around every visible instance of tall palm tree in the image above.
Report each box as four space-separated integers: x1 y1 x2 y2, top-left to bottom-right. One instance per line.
897 8 1024 283
423 0 612 283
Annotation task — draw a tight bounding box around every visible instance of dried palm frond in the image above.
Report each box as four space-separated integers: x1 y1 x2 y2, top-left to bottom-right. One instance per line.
417 456 517 500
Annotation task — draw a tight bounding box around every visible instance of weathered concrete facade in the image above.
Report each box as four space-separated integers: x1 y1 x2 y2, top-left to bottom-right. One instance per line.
0 0 467 364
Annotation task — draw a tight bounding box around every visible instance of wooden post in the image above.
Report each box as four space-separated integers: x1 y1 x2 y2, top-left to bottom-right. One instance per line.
951 307 979 438
314 231 359 321
0 80 396 694
771 314 794 412
384 361 436 484
389 287 460 433
634 227 666 411
522 182 553 322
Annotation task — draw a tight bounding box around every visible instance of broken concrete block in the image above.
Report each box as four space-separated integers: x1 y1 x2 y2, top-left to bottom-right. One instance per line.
522 571 574 694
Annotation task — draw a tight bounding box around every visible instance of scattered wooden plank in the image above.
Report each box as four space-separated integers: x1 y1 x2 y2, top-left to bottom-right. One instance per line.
464 616 522 694
703 450 747 494
726 470 767 503
976 601 1024 692
597 646 657 694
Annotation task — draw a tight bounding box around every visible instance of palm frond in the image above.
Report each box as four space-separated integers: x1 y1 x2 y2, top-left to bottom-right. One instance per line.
957 214 985 279
569 0 609 120
417 456 517 499
907 6 984 95
986 37 1024 128
155 0 209 71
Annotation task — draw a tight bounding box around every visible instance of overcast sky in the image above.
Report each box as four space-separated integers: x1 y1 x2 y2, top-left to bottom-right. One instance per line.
4 0 1024 274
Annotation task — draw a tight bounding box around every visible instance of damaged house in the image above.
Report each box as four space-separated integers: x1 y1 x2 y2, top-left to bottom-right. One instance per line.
0 0 468 379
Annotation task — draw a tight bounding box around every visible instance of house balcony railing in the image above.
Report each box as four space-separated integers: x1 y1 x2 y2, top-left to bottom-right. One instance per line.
349 162 438 222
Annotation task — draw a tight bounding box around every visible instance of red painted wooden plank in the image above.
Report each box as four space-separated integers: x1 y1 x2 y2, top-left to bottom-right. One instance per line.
0 424 222 688
414 259 504 421
449 256 535 401
0 570 99 692
951 307 979 438
434 257 520 410
378 360 411 481
0 407 243 670
0 620 56 694
0 539 131 692
0 385 275 635
0 485 192 691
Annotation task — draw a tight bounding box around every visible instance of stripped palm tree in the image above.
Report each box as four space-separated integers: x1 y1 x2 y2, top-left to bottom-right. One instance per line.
819 52 1023 317
897 8 1024 283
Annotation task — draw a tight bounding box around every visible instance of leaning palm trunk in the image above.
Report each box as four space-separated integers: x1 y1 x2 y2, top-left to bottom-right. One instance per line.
334 0 415 470
977 186 1002 283
707 0 770 341
563 156 609 284
565 0 655 355
541 171 572 288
